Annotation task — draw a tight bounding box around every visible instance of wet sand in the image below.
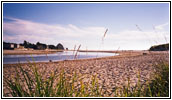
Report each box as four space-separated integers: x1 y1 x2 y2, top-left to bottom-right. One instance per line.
3 51 169 97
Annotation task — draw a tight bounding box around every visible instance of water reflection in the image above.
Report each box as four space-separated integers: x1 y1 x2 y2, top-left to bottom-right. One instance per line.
3 51 118 64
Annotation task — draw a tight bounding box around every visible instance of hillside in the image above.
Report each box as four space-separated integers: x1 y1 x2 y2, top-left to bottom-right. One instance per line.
149 43 169 51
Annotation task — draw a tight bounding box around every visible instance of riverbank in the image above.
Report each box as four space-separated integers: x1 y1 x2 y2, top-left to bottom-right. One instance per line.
3 51 169 97
3 50 64 55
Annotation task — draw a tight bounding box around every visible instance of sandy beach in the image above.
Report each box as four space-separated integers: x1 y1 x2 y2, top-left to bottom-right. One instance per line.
3 49 146 55
3 51 169 97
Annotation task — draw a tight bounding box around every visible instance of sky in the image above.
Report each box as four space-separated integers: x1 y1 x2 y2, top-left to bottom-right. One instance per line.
3 3 170 50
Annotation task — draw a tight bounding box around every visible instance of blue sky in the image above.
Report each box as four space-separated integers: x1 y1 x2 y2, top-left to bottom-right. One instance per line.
3 3 170 50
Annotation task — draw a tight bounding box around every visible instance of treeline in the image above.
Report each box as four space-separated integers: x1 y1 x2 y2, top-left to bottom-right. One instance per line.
21 40 64 50
3 40 65 50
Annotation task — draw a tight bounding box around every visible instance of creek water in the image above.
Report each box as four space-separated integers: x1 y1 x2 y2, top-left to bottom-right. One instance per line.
3 51 118 64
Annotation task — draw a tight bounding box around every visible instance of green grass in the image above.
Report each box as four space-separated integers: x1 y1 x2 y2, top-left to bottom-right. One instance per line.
4 62 169 97
144 62 169 97
113 62 169 97
4 63 102 97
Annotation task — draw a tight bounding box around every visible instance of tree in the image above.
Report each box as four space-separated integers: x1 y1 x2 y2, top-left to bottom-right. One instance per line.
36 42 47 50
23 40 28 48
48 45 56 49
56 43 64 50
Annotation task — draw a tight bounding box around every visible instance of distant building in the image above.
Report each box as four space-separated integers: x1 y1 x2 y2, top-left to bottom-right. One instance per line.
11 44 14 48
3 42 25 50
3 42 15 50
14 44 19 48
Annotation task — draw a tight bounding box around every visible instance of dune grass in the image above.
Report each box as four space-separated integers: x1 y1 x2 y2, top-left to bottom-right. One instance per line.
144 62 169 97
113 62 169 97
4 61 169 97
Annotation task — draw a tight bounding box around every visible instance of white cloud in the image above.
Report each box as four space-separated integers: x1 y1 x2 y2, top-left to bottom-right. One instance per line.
103 28 169 50
3 17 107 49
3 17 169 50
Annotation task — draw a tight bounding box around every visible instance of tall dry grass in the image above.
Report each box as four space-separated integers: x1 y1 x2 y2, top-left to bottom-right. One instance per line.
74 44 81 59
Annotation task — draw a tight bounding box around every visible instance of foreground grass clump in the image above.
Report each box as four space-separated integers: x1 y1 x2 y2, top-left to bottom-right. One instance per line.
144 62 169 97
4 64 102 97
4 62 169 97
114 62 169 97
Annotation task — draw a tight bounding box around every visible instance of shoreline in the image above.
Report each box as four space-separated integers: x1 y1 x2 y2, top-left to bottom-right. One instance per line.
3 49 149 55
3 49 64 55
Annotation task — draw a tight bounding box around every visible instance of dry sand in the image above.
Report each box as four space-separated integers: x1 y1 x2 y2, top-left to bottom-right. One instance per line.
3 51 169 97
